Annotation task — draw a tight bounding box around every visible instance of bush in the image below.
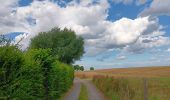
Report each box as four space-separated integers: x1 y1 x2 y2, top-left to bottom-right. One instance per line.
49 61 74 99
15 49 48 99
0 46 24 99
21 49 74 99
0 47 74 99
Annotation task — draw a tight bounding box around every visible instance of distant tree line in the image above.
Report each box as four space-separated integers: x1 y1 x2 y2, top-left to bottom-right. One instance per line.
90 67 94 70
0 27 84 99
73 65 95 71
73 65 84 71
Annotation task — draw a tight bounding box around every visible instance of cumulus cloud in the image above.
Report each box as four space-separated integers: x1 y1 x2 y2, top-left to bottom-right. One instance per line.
123 34 170 54
0 0 110 50
167 48 170 52
139 0 170 17
136 0 147 5
112 0 147 5
0 0 28 34
0 0 169 55
116 55 127 60
86 16 169 54
112 0 133 5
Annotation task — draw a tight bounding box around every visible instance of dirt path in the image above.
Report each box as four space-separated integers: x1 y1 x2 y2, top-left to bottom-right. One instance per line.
63 78 82 100
63 78 105 100
82 79 105 100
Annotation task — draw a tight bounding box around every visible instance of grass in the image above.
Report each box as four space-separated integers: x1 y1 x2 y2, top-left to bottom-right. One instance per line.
78 84 88 100
93 76 170 100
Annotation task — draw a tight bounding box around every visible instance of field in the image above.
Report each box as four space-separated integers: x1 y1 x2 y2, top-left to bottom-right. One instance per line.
75 66 170 78
75 66 170 100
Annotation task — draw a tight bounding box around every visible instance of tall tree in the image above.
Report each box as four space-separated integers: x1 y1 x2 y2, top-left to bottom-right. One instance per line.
30 28 84 64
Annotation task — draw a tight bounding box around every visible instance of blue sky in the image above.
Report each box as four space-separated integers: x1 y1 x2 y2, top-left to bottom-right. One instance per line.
1 0 170 69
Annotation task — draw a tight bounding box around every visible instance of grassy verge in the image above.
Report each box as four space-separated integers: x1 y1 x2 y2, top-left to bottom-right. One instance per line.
93 75 170 100
78 84 88 100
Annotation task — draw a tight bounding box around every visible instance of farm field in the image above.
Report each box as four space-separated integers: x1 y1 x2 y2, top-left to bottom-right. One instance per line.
75 66 170 100
75 66 170 78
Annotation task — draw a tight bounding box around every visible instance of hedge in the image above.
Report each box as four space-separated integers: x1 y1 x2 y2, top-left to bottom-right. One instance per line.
0 47 74 99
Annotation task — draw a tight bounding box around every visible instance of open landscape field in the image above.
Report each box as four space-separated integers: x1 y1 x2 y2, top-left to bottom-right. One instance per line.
75 66 170 78
75 66 170 100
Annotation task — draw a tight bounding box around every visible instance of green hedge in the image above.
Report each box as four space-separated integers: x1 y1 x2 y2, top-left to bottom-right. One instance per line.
49 61 74 99
0 47 74 99
0 46 24 99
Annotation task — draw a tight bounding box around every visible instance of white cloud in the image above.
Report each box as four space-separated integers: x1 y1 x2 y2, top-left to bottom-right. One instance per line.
0 0 28 34
86 16 169 54
136 0 147 5
116 55 127 60
167 48 170 52
112 0 133 5
167 58 170 61
0 0 110 50
139 0 170 17
123 35 170 53
112 0 147 5
0 0 169 55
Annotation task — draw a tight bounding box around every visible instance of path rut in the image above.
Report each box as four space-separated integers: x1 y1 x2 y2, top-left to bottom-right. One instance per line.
63 78 105 100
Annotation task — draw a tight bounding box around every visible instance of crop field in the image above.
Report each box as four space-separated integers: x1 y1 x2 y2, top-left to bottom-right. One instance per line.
75 66 170 78
75 66 170 100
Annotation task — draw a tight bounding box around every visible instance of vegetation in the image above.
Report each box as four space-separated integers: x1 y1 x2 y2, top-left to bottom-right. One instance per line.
74 65 84 71
0 45 25 99
0 46 74 99
75 67 170 100
30 27 84 64
78 84 88 100
75 66 170 79
90 67 94 71
93 76 170 100
0 27 84 99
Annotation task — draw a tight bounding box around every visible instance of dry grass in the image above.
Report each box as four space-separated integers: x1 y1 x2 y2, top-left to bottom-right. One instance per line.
75 66 170 100
75 66 170 79
93 76 170 100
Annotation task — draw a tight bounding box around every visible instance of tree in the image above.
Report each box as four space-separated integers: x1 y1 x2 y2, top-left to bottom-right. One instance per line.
80 66 84 71
30 27 84 64
73 65 84 71
90 67 94 71
74 65 79 71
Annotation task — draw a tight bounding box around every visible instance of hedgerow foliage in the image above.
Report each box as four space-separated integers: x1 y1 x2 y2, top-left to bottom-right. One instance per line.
0 46 74 99
0 46 24 99
0 27 84 99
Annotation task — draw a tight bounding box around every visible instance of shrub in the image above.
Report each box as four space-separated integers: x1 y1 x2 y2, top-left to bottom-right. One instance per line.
0 46 24 99
0 47 74 99
49 61 74 99
14 49 49 99
22 49 74 99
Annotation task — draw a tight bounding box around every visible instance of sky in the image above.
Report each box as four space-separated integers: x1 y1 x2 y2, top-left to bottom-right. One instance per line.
0 0 170 69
